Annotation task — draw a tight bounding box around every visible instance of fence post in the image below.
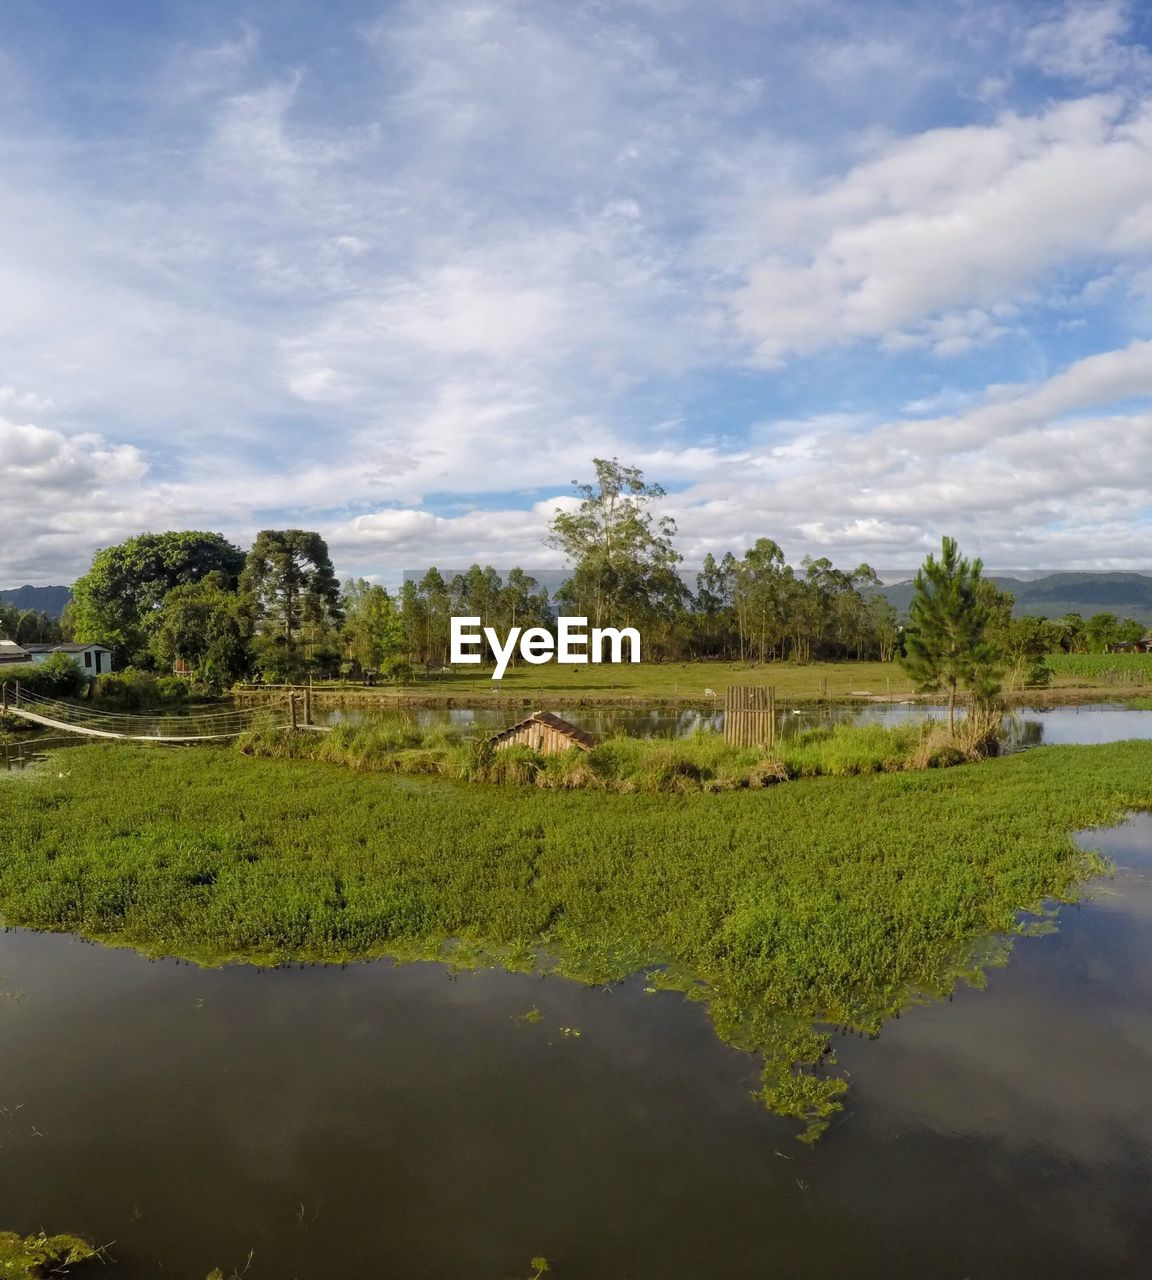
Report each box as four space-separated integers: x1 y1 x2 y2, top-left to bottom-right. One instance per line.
289 692 298 732
1 682 6 715
304 685 313 726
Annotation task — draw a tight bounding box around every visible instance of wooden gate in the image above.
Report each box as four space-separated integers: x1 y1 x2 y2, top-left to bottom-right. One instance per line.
724 686 776 748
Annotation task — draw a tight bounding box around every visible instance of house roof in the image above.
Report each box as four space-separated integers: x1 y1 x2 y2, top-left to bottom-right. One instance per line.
22 643 57 652
488 711 599 750
51 642 112 653
0 639 30 654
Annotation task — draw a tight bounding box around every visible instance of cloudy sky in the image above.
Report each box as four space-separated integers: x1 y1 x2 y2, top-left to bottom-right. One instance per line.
2 0 1152 587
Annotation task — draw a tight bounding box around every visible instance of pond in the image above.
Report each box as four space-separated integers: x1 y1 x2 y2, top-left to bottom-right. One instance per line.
319 698 1152 751
1 814 1151 1277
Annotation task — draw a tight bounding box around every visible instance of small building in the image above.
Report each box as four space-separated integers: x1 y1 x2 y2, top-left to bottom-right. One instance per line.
1110 636 1152 654
0 639 31 664
488 711 598 756
27 643 115 675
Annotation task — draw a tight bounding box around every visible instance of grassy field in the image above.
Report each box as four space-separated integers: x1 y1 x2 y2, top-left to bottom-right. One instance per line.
3 740 1150 1135
238 653 1152 706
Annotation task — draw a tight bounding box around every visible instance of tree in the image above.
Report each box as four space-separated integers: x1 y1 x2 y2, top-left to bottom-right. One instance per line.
496 568 550 633
240 530 342 680
71 531 245 662
733 539 789 662
902 536 1001 732
999 614 1061 689
549 458 685 632
149 573 252 688
1118 617 1147 646
341 579 405 675
1084 612 1121 653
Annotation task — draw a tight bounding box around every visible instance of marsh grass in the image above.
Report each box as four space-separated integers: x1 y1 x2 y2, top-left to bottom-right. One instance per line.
237 716 997 793
1 738 1147 1136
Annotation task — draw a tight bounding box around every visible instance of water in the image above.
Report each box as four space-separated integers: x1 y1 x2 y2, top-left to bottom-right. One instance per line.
320 698 1152 751
2 815 1151 1277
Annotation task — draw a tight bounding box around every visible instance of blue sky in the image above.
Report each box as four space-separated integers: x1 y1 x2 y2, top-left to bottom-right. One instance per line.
2 0 1152 586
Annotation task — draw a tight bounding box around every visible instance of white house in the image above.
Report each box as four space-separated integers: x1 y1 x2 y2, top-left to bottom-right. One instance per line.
25 642 114 675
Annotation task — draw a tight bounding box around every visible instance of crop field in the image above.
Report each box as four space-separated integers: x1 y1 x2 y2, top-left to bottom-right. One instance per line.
3 741 1151 1135
1045 653 1152 684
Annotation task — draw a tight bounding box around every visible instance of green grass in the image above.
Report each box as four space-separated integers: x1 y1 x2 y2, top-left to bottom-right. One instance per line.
3 740 1149 1136
248 659 917 703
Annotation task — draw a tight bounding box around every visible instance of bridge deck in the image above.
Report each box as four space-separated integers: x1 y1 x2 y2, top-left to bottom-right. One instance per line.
5 706 251 742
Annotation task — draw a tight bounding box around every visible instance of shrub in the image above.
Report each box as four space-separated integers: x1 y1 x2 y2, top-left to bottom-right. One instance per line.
0 654 86 699
93 667 190 709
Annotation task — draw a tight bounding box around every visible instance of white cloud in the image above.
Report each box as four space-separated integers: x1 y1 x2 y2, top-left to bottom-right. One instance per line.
1022 1 1152 85
728 96 1152 362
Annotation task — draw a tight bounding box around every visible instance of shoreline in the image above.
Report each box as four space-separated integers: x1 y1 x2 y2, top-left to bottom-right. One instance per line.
230 684 1151 712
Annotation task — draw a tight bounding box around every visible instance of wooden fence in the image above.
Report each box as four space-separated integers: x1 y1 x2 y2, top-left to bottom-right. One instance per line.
724 685 776 748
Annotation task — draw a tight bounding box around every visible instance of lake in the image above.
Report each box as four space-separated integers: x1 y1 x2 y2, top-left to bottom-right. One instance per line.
1 808 1151 1276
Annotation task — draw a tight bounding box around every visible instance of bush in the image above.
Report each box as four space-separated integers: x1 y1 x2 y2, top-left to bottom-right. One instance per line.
1024 663 1053 688
0 654 87 699
93 667 190 710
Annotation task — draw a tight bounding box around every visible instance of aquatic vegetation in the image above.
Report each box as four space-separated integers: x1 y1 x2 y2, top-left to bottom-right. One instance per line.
0 1230 99 1278
1 741 1149 1136
237 717 996 791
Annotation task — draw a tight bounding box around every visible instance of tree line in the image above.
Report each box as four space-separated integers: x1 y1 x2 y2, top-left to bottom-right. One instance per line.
0 604 63 647
6 458 1145 689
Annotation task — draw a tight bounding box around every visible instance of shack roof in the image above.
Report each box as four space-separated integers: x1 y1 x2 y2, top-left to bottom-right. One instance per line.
488 711 598 750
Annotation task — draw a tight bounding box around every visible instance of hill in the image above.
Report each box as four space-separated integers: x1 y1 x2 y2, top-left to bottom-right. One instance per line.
881 572 1152 624
0 584 72 618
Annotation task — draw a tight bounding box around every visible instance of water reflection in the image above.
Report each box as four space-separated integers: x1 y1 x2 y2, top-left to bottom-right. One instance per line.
2 817 1151 1277
320 699 1152 752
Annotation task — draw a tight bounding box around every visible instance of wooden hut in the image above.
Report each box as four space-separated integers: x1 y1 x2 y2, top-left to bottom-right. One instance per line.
488 711 597 756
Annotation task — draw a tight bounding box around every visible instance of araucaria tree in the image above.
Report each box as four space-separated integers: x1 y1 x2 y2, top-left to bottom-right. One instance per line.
902 536 1001 732
240 530 342 680
548 457 685 634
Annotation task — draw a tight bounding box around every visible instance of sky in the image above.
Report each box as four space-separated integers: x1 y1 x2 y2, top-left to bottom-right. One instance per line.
2 0 1152 588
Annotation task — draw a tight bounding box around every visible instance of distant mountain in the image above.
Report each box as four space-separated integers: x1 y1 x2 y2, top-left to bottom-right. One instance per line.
0 585 72 618
881 572 1152 624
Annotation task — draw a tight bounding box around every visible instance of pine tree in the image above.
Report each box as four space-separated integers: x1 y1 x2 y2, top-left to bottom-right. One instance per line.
902 536 1001 732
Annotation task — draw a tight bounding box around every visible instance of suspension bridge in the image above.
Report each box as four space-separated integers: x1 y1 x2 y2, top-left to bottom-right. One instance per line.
0 682 320 743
